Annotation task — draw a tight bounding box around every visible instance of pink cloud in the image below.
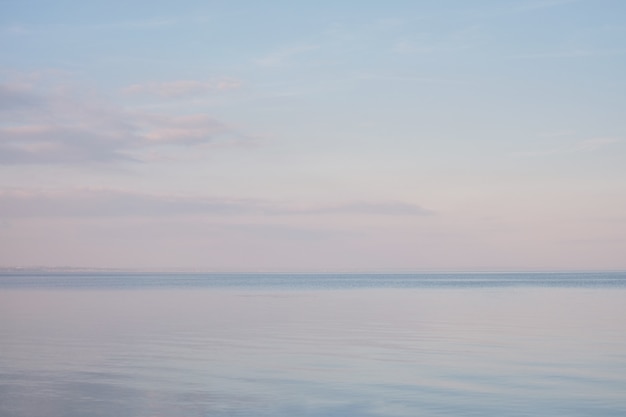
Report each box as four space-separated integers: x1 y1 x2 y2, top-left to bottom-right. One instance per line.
123 78 242 98
137 114 229 143
0 79 247 164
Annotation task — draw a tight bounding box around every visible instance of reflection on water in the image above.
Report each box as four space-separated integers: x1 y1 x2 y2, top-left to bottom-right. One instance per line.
1 273 626 416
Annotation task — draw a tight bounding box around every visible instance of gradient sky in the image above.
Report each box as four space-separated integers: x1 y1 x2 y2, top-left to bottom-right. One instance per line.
1 0 625 271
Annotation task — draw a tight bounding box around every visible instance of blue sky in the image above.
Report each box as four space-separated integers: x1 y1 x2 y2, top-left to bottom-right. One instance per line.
1 0 625 270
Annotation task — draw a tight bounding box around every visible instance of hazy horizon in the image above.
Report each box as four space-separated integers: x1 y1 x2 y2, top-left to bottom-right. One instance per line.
2 266 626 275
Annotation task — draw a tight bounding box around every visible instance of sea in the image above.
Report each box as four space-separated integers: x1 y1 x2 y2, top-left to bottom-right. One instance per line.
1 271 625 417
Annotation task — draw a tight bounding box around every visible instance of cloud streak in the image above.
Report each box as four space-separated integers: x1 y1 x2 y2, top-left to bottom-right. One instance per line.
0 188 434 218
1 17 177 37
466 0 580 19
512 49 626 59
256 45 320 67
515 137 622 157
123 78 242 98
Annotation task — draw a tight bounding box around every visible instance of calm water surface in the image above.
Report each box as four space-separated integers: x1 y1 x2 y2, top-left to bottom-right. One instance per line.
1 272 625 416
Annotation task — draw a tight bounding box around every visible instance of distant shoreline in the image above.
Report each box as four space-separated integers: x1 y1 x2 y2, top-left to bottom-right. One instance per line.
1 266 625 274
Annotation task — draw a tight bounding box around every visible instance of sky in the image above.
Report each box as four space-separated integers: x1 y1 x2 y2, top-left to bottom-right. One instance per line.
1 0 625 271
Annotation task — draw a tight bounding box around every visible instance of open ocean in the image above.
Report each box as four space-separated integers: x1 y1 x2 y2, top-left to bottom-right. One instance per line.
1 272 625 417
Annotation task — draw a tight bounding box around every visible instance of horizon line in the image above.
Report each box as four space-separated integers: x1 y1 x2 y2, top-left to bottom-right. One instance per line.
1 266 625 274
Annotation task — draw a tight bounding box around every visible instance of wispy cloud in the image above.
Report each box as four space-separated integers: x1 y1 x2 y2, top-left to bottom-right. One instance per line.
0 82 42 110
392 39 436 55
87 17 177 31
0 188 259 217
0 78 246 164
512 0 581 13
0 124 136 164
391 24 482 56
0 188 434 218
537 130 577 138
134 113 230 143
356 73 464 85
571 137 621 152
123 78 242 98
1 17 177 37
466 0 581 19
512 48 626 59
515 137 622 157
1 24 32 36
256 45 320 67
285 202 434 216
